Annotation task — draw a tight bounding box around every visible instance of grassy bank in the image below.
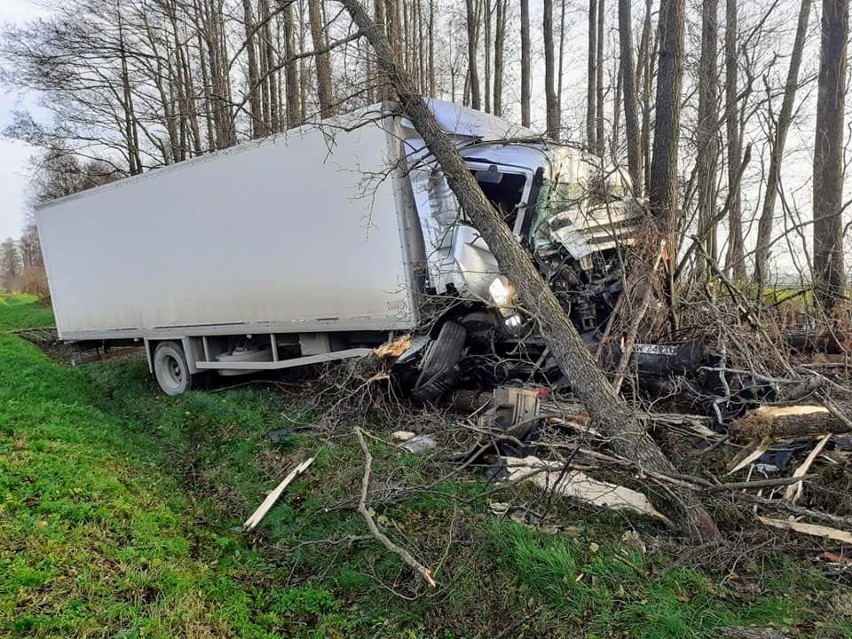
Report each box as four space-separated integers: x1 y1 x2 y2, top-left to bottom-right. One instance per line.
1 293 850 638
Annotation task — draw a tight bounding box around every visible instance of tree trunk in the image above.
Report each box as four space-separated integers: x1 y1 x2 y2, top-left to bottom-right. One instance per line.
639 0 652 192
730 404 852 442
596 0 605 156
648 0 685 227
309 0 335 118
242 0 264 137
696 0 719 276
282 0 303 127
484 0 492 113
618 0 642 192
493 0 506 115
587 0 598 149
813 0 848 312
465 0 481 111
753 0 812 290
336 0 720 543
544 0 561 138
723 0 746 280
520 0 531 126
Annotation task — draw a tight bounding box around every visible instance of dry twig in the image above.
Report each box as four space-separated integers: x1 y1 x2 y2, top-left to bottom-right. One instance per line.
355 427 437 587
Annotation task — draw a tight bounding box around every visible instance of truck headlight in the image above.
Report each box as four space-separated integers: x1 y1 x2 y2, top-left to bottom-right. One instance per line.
488 275 517 308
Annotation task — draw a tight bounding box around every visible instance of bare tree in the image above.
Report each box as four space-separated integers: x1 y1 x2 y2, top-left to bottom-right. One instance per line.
544 0 561 137
493 0 507 116
618 0 642 192
696 0 720 273
753 0 813 290
465 0 482 110
649 0 686 227
812 0 848 310
520 0 531 126
587 0 599 150
723 0 746 280
0 238 21 291
308 0 335 118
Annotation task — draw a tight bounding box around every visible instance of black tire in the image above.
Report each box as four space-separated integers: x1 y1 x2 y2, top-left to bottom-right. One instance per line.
152 341 200 396
412 321 467 403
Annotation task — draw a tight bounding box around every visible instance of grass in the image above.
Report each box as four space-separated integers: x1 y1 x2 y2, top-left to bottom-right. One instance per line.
0 292 55 331
2 293 852 637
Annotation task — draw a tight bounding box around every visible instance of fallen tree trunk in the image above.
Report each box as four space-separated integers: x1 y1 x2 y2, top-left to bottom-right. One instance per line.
337 0 719 542
729 404 852 442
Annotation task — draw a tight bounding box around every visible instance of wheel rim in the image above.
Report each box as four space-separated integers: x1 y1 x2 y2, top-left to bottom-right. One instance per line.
158 353 185 392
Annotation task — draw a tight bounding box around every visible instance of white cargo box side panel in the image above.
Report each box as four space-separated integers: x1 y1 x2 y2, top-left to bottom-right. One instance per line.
38 118 417 339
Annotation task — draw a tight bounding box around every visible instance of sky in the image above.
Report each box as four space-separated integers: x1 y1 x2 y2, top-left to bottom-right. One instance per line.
0 0 40 241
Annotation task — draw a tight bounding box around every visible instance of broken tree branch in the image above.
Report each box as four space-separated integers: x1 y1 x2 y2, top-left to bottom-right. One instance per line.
702 474 819 493
355 427 437 587
730 404 852 443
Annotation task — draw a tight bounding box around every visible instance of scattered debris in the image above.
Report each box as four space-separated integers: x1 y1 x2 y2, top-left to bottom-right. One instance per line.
268 426 315 443
399 434 437 454
391 431 417 442
243 456 315 531
757 516 852 545
501 455 673 525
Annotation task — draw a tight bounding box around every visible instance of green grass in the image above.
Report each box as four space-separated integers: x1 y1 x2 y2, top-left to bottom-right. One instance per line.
1 294 851 638
0 292 55 330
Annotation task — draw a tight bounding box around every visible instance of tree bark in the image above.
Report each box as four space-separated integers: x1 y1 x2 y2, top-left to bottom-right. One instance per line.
493 0 506 115
282 0 303 127
618 0 642 192
696 0 720 276
309 0 336 118
484 0 492 113
639 0 653 192
520 0 531 126
648 0 685 227
723 0 746 280
465 0 482 111
813 0 848 312
596 0 605 156
754 0 812 291
336 0 720 542
587 0 598 150
544 0 561 138
242 0 264 137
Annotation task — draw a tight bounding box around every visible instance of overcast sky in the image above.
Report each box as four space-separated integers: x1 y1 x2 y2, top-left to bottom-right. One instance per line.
0 0 41 241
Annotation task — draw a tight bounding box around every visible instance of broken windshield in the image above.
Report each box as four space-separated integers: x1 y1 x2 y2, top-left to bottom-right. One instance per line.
530 167 631 248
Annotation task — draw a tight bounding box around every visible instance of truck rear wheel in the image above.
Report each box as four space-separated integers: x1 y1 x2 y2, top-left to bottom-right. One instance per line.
153 341 199 396
412 321 467 403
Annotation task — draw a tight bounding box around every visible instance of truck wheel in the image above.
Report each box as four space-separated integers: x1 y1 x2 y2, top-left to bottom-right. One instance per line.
412 321 467 403
153 341 198 396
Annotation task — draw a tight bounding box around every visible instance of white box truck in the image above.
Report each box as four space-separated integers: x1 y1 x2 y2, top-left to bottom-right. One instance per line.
37 100 638 397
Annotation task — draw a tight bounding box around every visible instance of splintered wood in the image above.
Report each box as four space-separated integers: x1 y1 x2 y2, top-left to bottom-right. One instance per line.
729 404 849 443
244 457 315 531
